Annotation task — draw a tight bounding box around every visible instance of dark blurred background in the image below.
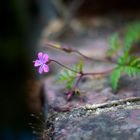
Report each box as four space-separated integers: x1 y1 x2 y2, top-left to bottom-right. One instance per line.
0 0 140 140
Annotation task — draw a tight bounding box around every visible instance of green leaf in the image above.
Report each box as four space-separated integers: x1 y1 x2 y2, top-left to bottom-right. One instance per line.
77 59 83 72
127 56 140 67
123 22 140 56
124 22 140 47
128 56 140 66
57 69 76 83
123 66 140 77
66 77 75 89
56 60 84 90
117 55 127 65
109 22 140 90
110 67 122 90
123 56 140 77
113 56 140 90
107 33 121 56
57 69 77 90
109 33 119 49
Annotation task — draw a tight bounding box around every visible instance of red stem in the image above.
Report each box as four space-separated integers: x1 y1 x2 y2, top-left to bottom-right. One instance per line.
48 58 116 100
49 59 115 76
49 59 79 73
74 75 83 88
44 41 94 61
83 67 115 76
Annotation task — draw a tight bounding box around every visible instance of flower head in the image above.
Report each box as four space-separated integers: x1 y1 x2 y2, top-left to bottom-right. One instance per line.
34 52 49 74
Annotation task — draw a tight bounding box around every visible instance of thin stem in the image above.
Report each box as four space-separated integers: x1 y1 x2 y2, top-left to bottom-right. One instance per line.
72 67 114 91
45 41 114 63
49 59 79 73
74 75 83 88
49 59 116 100
45 42 61 51
74 50 94 61
49 59 115 76
83 67 115 76
45 41 94 61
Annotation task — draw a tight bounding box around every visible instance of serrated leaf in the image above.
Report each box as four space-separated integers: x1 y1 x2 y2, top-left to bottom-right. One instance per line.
122 56 140 77
107 33 121 56
77 59 83 72
56 71 68 83
123 22 140 55
128 56 140 66
128 56 140 67
114 56 140 90
57 69 76 83
66 77 75 89
56 62 81 89
123 66 140 77
110 67 122 90
117 55 126 65
56 60 84 90
124 22 140 46
109 33 119 49
72 65 78 72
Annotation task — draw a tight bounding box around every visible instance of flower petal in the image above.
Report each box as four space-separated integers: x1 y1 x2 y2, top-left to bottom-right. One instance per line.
39 66 44 74
43 64 49 72
38 52 43 60
34 60 41 67
42 54 49 63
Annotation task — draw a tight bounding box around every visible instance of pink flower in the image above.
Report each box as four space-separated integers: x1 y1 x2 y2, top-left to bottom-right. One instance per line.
34 52 49 74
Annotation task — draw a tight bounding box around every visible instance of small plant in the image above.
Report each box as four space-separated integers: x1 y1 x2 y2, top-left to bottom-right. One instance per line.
34 22 140 100
108 22 140 90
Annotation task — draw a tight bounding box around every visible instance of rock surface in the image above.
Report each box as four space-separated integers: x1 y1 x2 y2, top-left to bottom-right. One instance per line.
53 107 140 140
41 16 140 140
42 62 140 140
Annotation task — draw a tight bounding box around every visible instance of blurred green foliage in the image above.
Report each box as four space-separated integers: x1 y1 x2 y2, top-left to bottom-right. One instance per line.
109 22 140 90
57 60 83 90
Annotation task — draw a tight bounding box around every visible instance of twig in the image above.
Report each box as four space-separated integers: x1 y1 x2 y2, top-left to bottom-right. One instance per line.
83 97 140 110
48 58 116 100
44 41 112 62
49 59 79 73
49 97 140 113
74 75 83 88
49 58 115 76
83 67 115 76
44 41 94 61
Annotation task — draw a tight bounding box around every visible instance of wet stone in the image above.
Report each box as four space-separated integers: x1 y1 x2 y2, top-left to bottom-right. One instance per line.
42 30 140 139
43 69 140 140
52 108 140 140
44 75 140 110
